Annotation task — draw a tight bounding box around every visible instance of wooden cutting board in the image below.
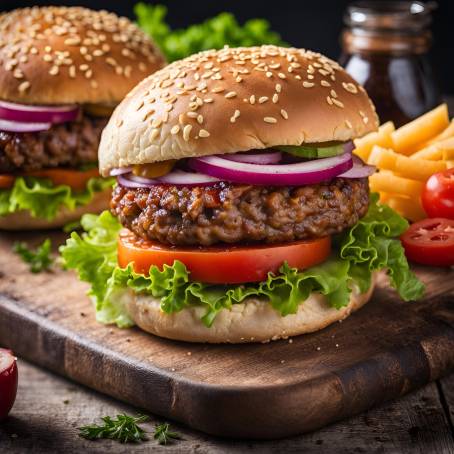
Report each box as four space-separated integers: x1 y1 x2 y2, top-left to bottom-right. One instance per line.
0 230 453 439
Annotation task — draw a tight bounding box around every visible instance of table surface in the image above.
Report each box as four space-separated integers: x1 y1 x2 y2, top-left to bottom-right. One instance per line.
0 359 453 453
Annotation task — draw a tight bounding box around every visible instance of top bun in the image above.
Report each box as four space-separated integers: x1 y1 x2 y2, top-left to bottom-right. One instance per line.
99 45 378 176
0 6 165 105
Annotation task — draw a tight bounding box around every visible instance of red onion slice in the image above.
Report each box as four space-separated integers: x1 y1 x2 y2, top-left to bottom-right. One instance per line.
189 152 353 186
0 100 79 124
158 169 221 186
338 156 376 178
110 167 132 176
224 151 282 165
117 170 221 188
0 118 51 133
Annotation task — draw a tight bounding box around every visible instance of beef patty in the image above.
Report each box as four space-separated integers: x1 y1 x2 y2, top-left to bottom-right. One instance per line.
0 115 107 172
111 178 369 246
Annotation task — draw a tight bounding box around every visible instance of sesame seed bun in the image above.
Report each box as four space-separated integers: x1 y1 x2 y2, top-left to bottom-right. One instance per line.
99 45 378 176
125 273 377 343
0 6 165 105
0 188 110 230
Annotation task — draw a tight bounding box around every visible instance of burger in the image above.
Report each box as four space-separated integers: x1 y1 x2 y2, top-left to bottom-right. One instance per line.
0 6 164 229
62 45 424 343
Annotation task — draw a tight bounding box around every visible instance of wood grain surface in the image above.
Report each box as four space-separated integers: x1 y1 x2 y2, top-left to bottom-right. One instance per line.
0 230 454 439
1 360 454 453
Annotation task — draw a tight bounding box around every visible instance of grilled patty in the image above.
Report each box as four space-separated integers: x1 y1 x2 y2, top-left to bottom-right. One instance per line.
0 115 107 172
111 178 369 246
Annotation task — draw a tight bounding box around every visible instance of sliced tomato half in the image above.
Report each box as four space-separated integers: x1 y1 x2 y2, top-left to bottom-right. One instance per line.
118 229 331 284
0 167 100 191
401 218 454 267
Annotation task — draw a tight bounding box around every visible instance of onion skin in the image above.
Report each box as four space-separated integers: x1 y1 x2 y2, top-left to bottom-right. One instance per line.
0 348 18 421
0 119 51 133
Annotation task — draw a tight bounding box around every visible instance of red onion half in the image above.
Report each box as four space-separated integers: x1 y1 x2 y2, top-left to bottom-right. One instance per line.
223 150 282 165
189 152 353 185
0 100 79 124
0 118 51 133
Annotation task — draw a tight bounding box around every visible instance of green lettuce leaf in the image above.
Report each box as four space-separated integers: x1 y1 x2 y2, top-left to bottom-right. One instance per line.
60 194 425 328
134 3 287 62
0 176 114 220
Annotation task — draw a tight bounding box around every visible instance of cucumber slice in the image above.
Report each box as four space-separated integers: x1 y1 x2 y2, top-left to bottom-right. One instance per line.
276 144 344 159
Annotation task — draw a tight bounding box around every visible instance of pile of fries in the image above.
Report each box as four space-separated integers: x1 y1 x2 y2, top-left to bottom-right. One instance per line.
354 104 454 221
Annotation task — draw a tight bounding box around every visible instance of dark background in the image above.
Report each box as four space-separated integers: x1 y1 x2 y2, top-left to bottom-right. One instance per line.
2 0 453 94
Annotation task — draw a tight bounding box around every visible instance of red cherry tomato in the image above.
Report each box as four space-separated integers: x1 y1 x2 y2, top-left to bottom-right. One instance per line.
400 218 454 267
422 168 454 219
0 348 18 421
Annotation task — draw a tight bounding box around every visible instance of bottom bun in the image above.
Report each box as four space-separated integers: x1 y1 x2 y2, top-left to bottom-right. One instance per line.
0 189 111 230
127 273 377 343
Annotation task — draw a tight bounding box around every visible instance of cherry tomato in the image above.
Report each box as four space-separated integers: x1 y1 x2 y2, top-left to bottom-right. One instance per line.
400 218 454 266
0 348 18 421
422 168 454 219
118 229 331 284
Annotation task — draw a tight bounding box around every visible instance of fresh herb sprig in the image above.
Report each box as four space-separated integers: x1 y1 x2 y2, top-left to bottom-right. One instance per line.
153 422 182 445
13 238 53 273
79 414 149 443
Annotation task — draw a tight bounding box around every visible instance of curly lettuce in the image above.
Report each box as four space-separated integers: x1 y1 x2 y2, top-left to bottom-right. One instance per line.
135 3 286 62
60 193 424 328
0 176 114 220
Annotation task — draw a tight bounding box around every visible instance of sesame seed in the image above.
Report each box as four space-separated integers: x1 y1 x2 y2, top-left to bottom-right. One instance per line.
199 129 210 138
90 80 98 89
230 109 240 123
259 96 268 104
43 54 53 62
303 81 314 88
264 116 277 124
307 74 314 80
171 125 180 135
266 71 273 78
295 75 302 80
345 120 353 129
363 116 369 124
272 94 279 103
342 82 358 94
330 89 338 98
204 98 213 103
13 69 23 79
151 118 162 128
321 80 331 87
183 124 192 141
197 115 204 124
187 111 198 118
275 84 282 93
280 109 288 120
49 66 59 76
250 95 256 105
85 69 93 79
278 72 286 79
18 81 30 93
150 129 160 141
225 91 237 99
332 98 344 108
212 86 224 93
326 96 333 105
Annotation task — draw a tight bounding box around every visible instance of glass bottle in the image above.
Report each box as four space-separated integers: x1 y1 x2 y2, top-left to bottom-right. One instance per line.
339 1 441 127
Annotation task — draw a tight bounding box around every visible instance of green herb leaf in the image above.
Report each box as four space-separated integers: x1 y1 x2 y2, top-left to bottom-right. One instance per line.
79 414 149 443
13 238 53 273
0 176 114 221
153 422 181 445
135 3 287 62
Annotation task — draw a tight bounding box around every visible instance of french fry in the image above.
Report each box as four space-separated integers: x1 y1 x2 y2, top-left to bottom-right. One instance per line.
353 121 394 162
416 119 454 150
369 171 424 198
368 146 446 181
386 196 426 222
412 136 454 160
391 104 449 155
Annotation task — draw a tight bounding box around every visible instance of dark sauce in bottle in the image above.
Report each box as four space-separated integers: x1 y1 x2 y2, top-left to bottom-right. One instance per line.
339 1 441 127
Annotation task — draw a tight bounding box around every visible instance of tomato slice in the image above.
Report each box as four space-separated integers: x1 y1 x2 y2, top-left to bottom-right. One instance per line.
0 175 14 189
118 229 331 284
0 167 100 192
422 168 454 219
401 218 454 267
